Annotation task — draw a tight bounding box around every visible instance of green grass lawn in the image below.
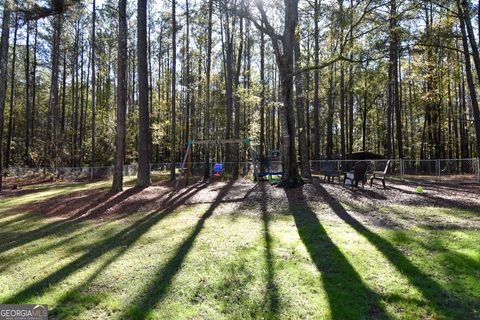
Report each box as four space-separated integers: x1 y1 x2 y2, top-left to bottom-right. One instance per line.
0 178 479 319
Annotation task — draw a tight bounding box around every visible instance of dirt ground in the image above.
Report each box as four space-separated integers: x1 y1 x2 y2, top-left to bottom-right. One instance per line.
2 176 479 230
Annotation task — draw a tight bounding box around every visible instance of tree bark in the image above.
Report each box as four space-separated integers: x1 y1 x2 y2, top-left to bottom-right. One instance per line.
137 0 152 187
459 0 480 157
0 2 11 191
112 0 128 192
5 13 18 168
91 0 96 166
259 29 265 173
233 16 243 178
25 20 31 164
276 0 303 187
203 0 213 179
169 0 177 181
294 33 311 178
48 14 63 165
313 0 320 160
31 21 38 149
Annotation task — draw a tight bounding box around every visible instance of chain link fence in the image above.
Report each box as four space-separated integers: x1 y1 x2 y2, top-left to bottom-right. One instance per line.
4 158 480 186
310 158 480 184
4 164 140 183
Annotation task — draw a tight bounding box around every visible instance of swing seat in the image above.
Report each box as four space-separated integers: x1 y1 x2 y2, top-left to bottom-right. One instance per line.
213 163 224 175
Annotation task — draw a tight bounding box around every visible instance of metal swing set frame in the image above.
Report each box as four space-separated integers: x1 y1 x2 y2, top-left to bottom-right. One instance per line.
175 138 259 189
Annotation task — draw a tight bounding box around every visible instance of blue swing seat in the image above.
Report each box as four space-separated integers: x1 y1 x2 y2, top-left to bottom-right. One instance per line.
213 163 224 175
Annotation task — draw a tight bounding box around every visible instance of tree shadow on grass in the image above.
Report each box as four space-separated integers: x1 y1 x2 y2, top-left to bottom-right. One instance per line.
0 224 101 274
259 182 281 318
0 212 42 230
0 186 149 254
285 187 390 320
2 182 207 305
313 183 470 319
121 181 235 319
387 185 480 212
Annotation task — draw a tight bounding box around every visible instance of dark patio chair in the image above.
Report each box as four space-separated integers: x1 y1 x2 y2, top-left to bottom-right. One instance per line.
344 161 369 189
323 162 341 183
370 160 390 189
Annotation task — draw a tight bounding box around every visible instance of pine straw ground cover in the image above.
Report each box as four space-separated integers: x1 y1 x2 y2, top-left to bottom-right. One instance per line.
0 175 479 319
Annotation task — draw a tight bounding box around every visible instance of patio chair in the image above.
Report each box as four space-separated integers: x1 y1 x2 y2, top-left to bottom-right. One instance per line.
343 161 369 189
323 162 341 183
370 160 390 189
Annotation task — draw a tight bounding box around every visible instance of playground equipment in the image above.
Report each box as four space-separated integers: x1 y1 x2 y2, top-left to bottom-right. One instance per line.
175 138 258 189
258 149 284 182
213 163 224 177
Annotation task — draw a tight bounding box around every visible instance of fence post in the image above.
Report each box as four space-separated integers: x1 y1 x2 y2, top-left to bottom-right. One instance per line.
477 158 480 183
400 159 404 181
90 168 93 181
436 159 441 181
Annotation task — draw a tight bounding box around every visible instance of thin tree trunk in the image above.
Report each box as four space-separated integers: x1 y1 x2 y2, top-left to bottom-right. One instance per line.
61 50 67 134
259 29 265 173
91 0 97 166
294 34 311 178
203 0 213 179
31 21 38 149
25 20 31 164
0 2 11 191
170 0 177 181
313 0 320 160
48 14 63 165
233 17 243 178
5 13 18 168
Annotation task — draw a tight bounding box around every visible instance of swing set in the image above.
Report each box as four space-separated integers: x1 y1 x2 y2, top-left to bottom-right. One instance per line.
175 138 259 189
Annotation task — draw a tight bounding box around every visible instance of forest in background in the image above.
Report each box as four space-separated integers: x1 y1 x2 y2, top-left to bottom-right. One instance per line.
0 0 480 189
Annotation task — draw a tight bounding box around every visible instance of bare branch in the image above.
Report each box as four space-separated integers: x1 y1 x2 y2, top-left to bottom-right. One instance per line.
286 54 386 83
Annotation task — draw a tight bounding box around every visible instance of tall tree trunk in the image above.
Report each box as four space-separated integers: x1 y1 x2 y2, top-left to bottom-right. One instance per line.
5 13 18 168
112 0 128 192
137 0 152 187
185 0 191 148
259 29 266 173
0 2 11 191
147 10 154 162
72 20 80 166
203 0 213 179
48 14 63 165
79 32 85 165
294 33 311 178
31 21 38 151
170 0 177 181
61 50 67 135
459 0 480 157
233 17 243 178
326 62 334 159
25 20 31 165
387 0 400 159
313 0 320 160
91 0 97 166
222 9 234 171
348 0 354 154
340 63 346 159
276 0 303 187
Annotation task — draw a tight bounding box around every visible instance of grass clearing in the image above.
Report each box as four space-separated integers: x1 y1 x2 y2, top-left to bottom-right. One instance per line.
0 178 479 319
